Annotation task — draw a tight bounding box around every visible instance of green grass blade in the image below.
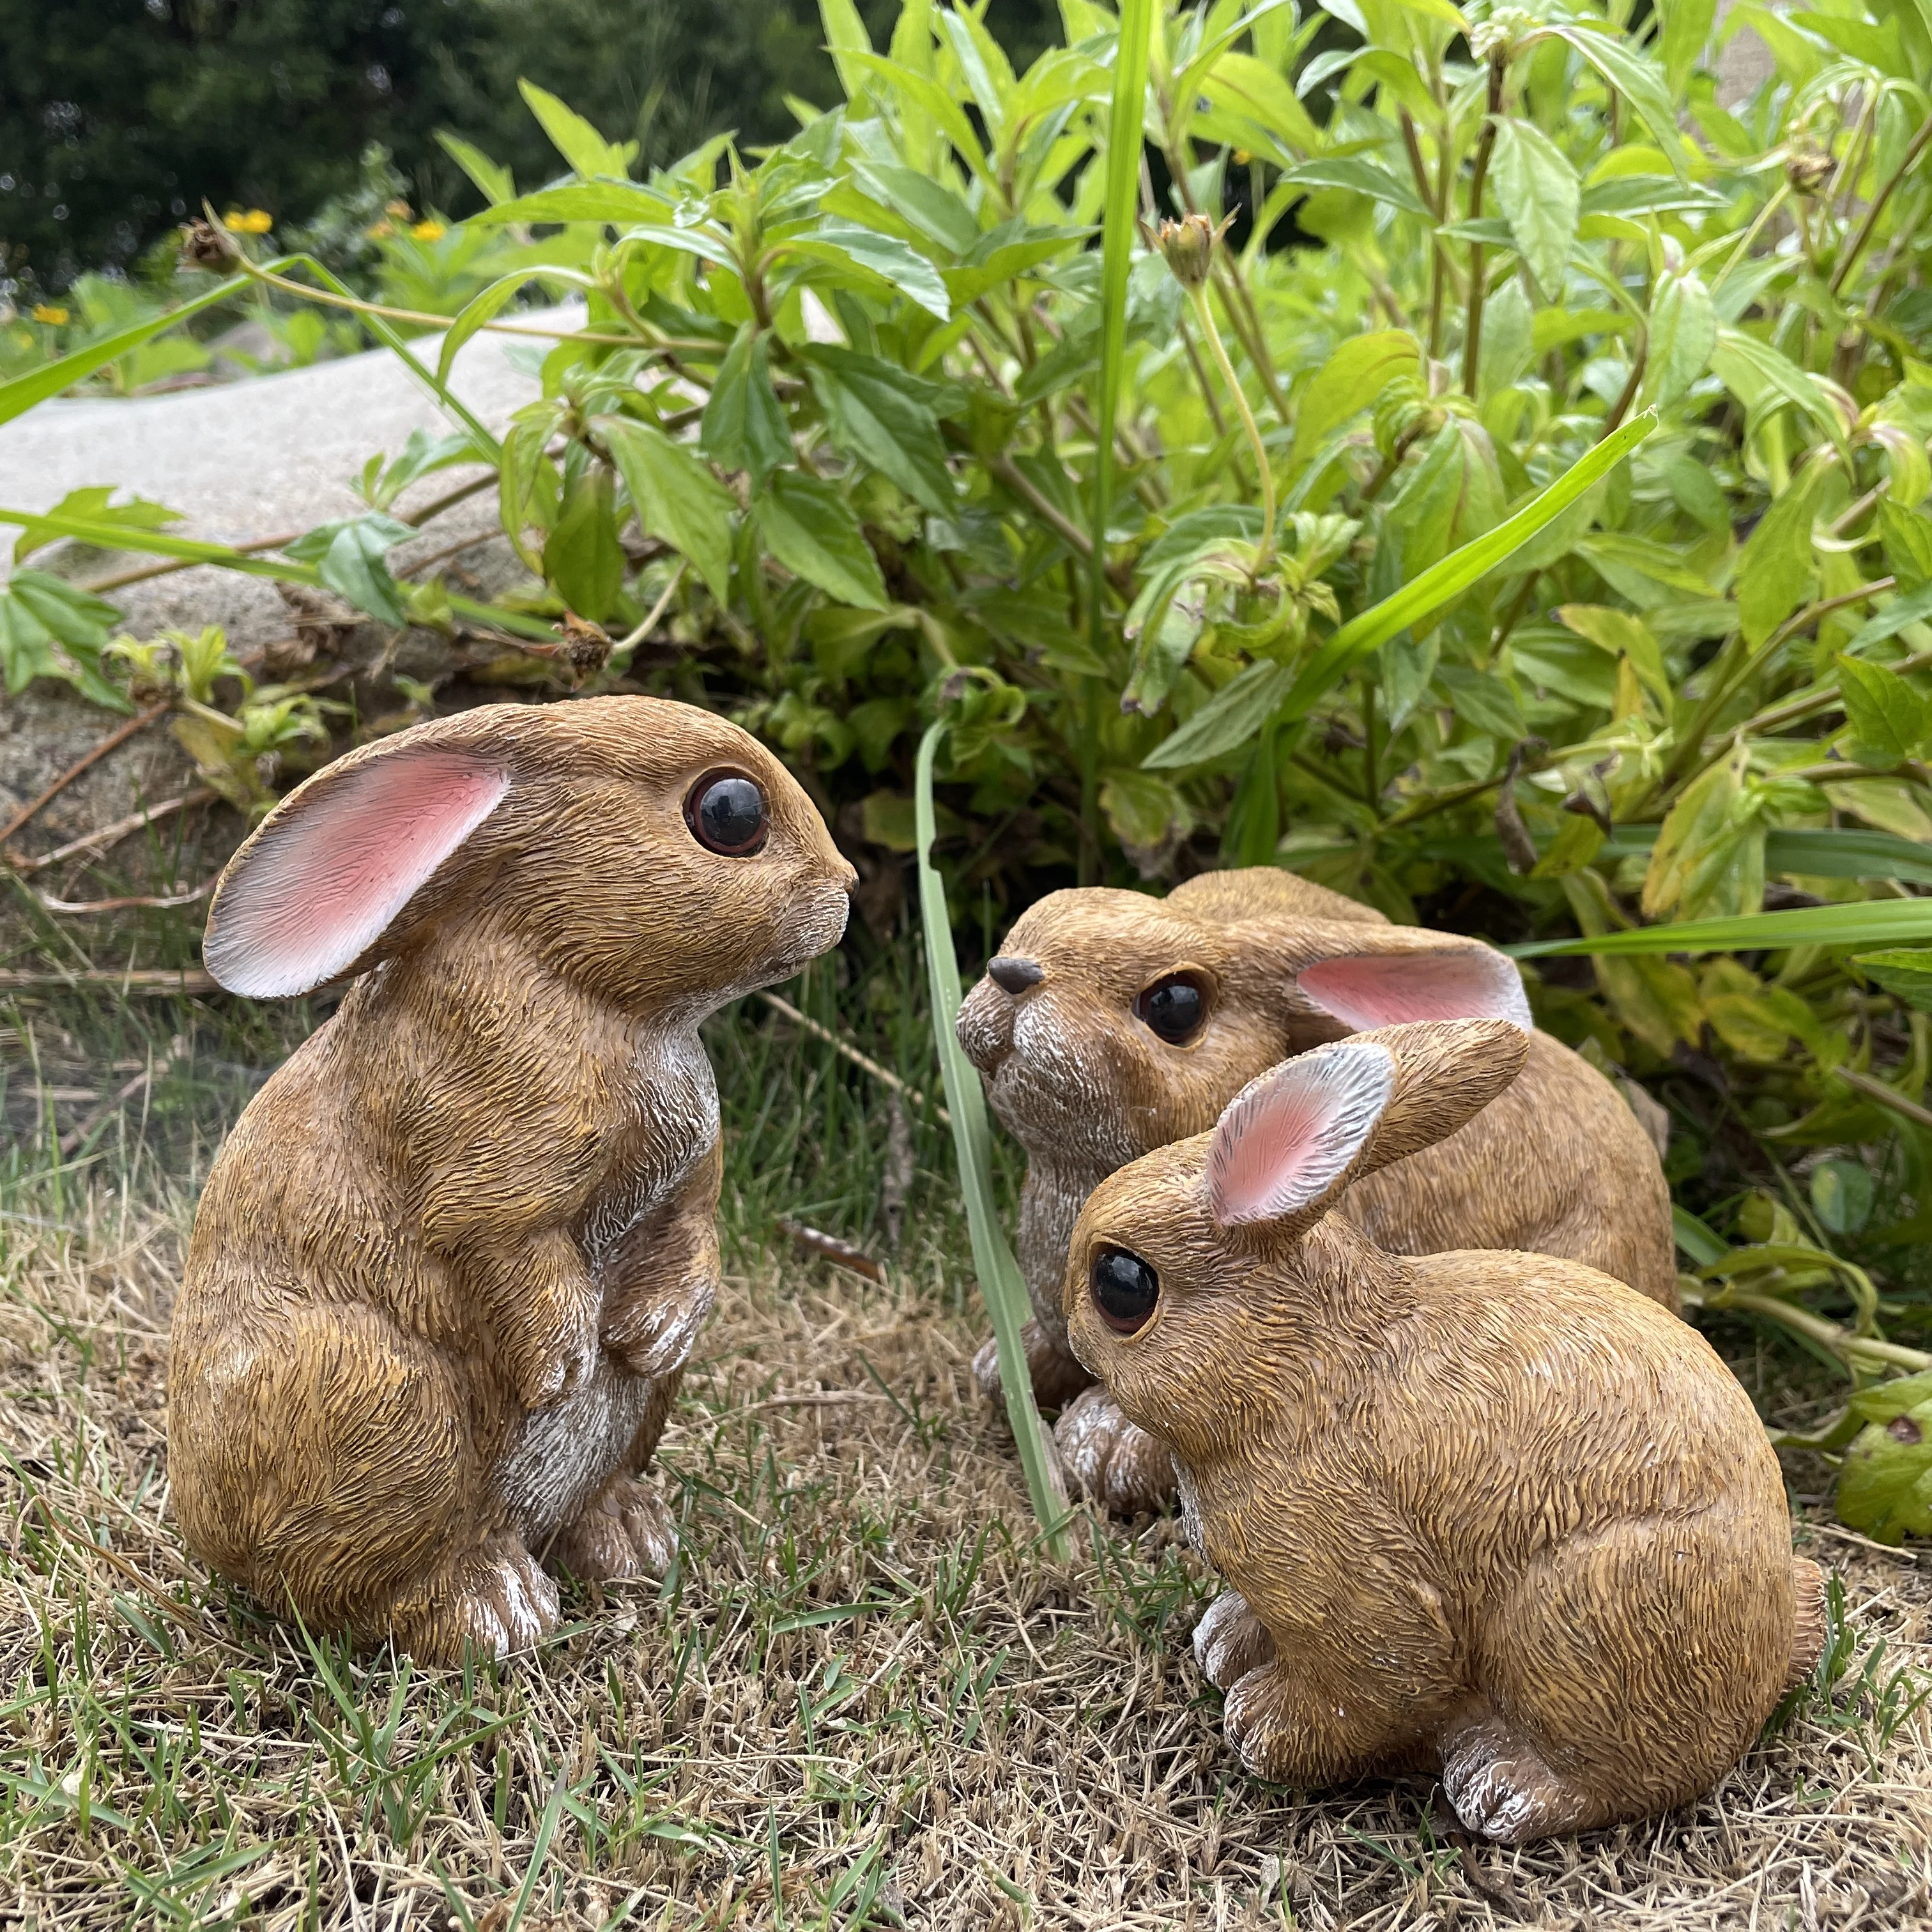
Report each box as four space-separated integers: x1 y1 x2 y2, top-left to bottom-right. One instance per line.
1509 898 1932 958
1278 410 1657 722
0 506 561 643
1090 0 1154 637
0 271 256 426
915 721 1072 1558
1602 823 1932 886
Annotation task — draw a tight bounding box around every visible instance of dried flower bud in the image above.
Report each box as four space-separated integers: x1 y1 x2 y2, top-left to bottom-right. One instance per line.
1151 212 1235 291
1785 146 1834 196
1469 7 1533 62
180 218 240 272
555 612 613 678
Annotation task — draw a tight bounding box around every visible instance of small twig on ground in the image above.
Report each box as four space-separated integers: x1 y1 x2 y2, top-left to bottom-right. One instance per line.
0 967 217 994
756 990 948 1124
28 876 216 916
774 1218 885 1283
0 702 171 850
1804 1520 1924 1564
728 1389 896 1420
9 789 216 875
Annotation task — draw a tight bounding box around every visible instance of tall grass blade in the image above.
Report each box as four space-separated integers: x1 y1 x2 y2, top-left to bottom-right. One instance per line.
1277 411 1656 719
0 271 256 426
915 721 1073 1557
1510 898 1932 957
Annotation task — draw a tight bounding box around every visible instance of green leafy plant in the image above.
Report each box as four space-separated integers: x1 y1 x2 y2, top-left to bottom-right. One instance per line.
13 0 1932 1535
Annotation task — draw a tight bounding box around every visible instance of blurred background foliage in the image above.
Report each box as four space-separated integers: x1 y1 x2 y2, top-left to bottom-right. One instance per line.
0 0 1060 296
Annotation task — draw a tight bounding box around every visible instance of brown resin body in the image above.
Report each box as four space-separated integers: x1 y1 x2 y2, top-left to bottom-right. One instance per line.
1065 1021 1824 1844
955 868 1676 1510
168 698 854 1661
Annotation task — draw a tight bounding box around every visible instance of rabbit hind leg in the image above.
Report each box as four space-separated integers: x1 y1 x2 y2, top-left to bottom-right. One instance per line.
1193 1588 1278 1689
546 1369 684 1583
386 1535 560 1664
1222 1653 1431 1788
1439 1708 1611 1844
972 1319 1094 1411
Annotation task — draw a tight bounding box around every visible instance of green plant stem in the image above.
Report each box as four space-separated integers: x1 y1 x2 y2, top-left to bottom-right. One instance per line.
1692 1285 1931 1376
1460 55 1508 399
1832 110 1932 297
1189 287 1275 578
1744 643 1932 738
1399 108 1449 362
231 257 703 351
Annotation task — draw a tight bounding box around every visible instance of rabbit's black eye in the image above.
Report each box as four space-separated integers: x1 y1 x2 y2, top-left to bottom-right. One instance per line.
686 772 768 855
1134 972 1208 1045
1091 1246 1160 1335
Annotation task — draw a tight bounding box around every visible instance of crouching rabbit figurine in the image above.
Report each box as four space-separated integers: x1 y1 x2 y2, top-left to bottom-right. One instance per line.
956 868 1675 1513
1064 1018 1825 1843
168 697 855 1662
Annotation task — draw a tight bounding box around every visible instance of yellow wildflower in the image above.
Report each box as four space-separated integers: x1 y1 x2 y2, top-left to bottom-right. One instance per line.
31 303 69 325
222 208 273 234
1232 149 1252 164
410 219 447 241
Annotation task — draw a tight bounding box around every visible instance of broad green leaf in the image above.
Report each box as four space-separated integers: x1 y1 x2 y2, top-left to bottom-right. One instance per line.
1283 157 1433 219
0 568 132 709
1198 51 1322 160
437 271 545 388
434 130 514 206
1552 25 1689 172
1435 664 1525 740
755 471 889 610
914 721 1071 1556
1659 0 1719 88
518 79 636 180
1489 118 1580 297
599 417 735 603
785 222 951 319
1142 661 1292 769
1836 1384 1932 1544
1846 584 1932 652
1856 948 1932 1010
464 181 670 227
1298 331 1421 448
845 53 990 178
1811 1158 1875 1234
702 326 793 483
544 468 625 620
1878 501 1932 592
498 406 565 567
800 346 954 513
846 160 980 255
1643 744 1763 920
1737 459 1828 646
286 512 416 625
1641 268 1717 409
8 487 181 565
1554 604 1673 709
0 270 253 426
1270 413 1659 732
819 0 875 102
1839 653 1932 763
1712 326 1850 458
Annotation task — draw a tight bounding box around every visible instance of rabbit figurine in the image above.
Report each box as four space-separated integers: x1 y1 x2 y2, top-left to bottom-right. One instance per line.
168 697 855 1662
1063 1019 1825 1843
955 868 1675 1512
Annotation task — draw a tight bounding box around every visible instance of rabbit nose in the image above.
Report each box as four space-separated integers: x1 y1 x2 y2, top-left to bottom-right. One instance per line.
987 955 1045 995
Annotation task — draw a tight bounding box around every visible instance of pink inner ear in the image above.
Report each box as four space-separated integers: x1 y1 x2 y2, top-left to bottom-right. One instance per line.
1298 948 1532 1033
204 750 510 997
1209 1040 1395 1227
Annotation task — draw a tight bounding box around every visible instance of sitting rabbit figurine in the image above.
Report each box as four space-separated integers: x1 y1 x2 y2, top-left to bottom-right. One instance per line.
1064 1019 1825 1843
169 697 855 1662
955 868 1675 1512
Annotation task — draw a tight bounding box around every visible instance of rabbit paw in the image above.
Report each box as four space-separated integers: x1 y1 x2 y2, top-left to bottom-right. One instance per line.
512 1314 601 1411
394 1539 561 1664
1054 1385 1178 1514
1193 1590 1278 1690
549 1476 678 1583
1440 1716 1597 1845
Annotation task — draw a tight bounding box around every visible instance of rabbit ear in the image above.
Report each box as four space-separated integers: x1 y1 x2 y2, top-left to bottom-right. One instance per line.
1208 1039 1396 1229
1297 942 1531 1033
204 746 510 997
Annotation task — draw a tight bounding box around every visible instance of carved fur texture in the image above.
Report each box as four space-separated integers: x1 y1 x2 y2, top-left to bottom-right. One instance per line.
954 868 1676 1512
168 698 855 1662
1064 1022 1825 1844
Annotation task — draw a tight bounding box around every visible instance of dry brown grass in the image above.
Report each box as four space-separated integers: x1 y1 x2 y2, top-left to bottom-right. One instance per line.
3 999 1931 1931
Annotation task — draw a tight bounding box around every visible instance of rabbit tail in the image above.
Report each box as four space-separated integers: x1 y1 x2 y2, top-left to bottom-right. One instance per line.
1785 1557 1829 1688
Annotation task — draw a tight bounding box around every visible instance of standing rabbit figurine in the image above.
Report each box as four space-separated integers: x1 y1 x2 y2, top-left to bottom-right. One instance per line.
956 868 1675 1511
1064 1020 1825 1843
169 697 855 1662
